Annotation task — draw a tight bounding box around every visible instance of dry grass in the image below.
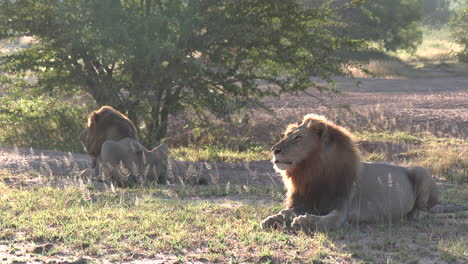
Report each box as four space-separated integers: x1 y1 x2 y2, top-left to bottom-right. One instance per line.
0 171 467 264
349 28 468 79
348 59 425 79
170 146 270 162
1 27 467 263
398 29 462 64
414 137 468 185
0 126 466 263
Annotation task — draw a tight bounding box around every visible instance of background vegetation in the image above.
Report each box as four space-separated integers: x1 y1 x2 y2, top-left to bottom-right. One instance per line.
451 1 468 62
0 0 466 178
2 0 463 148
0 1 467 263
0 1 465 148
0 0 364 147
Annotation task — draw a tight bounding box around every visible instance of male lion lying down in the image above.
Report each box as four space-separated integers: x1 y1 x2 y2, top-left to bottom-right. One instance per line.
261 114 440 231
80 106 168 187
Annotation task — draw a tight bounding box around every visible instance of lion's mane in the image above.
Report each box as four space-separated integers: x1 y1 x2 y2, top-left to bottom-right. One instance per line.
282 114 362 215
80 106 138 166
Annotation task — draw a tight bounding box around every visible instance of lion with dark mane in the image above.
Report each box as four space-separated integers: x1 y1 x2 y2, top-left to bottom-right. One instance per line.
80 106 139 168
261 114 439 230
80 106 168 187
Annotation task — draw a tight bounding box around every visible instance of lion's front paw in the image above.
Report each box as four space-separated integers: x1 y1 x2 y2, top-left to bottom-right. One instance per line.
291 215 306 231
260 214 285 230
291 214 319 231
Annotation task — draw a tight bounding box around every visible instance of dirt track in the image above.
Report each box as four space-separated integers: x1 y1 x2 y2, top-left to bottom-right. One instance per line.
165 77 468 149
258 76 468 142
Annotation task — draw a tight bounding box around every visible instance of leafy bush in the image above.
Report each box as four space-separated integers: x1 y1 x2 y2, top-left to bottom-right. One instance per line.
422 0 454 28
451 5 468 62
0 95 92 152
0 0 363 147
337 0 423 51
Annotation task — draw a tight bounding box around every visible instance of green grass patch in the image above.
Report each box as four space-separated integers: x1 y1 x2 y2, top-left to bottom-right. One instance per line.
364 152 387 162
439 236 468 263
439 186 468 206
170 146 270 162
1 172 467 263
355 131 423 144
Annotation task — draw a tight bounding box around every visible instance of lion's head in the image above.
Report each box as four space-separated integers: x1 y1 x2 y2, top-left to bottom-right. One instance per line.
80 106 138 167
272 114 362 214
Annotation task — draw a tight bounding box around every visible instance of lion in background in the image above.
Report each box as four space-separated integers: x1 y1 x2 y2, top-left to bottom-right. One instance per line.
80 106 138 168
261 114 439 230
80 106 168 187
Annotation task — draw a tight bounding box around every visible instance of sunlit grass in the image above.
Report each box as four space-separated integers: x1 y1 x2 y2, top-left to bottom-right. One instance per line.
347 59 425 79
414 136 468 185
355 131 423 144
170 146 270 162
396 28 462 64
439 236 468 263
364 152 386 162
0 179 352 263
0 175 466 263
356 131 467 185
169 130 467 185
350 27 468 79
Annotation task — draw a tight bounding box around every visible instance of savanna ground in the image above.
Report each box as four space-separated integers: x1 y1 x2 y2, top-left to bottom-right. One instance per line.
1 30 468 264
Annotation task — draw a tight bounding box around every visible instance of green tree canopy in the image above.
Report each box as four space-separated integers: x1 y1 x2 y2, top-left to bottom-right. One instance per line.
0 0 362 146
336 0 423 51
451 1 468 62
422 0 453 27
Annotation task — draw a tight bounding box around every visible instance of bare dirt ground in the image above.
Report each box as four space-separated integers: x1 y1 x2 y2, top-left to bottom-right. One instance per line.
165 76 468 150
1 76 468 263
252 76 468 144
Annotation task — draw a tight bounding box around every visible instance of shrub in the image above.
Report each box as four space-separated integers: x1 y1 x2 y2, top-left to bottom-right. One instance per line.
451 5 468 62
0 95 92 152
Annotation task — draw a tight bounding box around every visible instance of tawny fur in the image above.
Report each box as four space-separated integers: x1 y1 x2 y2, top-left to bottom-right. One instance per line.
80 106 138 167
79 106 168 187
262 114 442 231
282 114 361 215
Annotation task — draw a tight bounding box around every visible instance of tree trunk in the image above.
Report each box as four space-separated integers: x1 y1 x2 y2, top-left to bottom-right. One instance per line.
145 106 164 147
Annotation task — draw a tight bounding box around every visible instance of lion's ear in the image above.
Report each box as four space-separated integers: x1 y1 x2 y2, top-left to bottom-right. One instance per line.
307 120 328 139
285 123 299 135
93 111 101 122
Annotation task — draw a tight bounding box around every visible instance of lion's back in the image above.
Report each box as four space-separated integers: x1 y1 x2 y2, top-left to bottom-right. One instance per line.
348 162 417 223
99 138 168 186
